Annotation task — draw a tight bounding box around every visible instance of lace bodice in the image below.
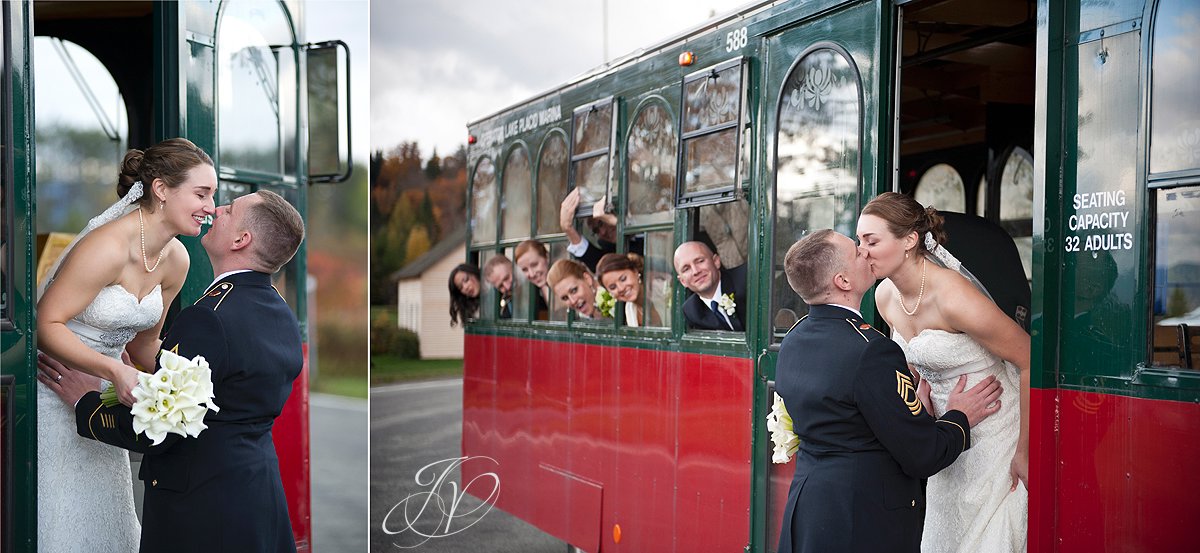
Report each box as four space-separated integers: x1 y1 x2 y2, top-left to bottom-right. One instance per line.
892 328 1027 553
894 329 998 383
61 282 162 359
36 281 159 552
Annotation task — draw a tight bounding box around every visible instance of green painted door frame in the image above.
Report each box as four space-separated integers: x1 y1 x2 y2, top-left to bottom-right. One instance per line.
1 2 37 549
748 1 893 550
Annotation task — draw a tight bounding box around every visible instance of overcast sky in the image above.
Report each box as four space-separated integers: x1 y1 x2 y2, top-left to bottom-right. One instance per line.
371 0 749 159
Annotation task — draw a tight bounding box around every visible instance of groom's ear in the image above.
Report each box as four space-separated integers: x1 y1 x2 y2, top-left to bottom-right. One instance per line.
231 230 252 251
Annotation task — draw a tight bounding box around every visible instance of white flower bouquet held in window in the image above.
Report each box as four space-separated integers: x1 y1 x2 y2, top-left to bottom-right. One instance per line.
595 288 616 318
99 349 220 445
766 392 799 463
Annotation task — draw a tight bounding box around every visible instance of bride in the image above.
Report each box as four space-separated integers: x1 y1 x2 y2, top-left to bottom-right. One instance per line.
857 192 1028 553
34 138 216 551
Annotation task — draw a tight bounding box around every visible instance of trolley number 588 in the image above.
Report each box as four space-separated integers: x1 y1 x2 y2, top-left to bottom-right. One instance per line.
725 27 748 52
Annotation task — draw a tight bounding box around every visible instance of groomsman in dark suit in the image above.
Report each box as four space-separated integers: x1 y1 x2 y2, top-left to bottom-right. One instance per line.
483 254 515 319
673 241 747 331
42 190 306 553
775 229 1003 553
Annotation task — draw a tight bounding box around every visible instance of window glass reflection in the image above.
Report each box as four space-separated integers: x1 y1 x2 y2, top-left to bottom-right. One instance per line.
218 0 295 175
772 48 860 340
681 63 742 198
471 158 496 245
571 101 613 210
914 163 965 213
627 103 676 226
536 133 568 235
1149 0 1200 174
1152 186 1200 369
1062 31 1140 372
640 231 673 329
501 146 531 241
698 199 750 268
34 37 127 237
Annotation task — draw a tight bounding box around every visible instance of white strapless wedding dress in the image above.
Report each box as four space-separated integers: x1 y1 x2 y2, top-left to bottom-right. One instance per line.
36 282 161 552
895 329 1027 553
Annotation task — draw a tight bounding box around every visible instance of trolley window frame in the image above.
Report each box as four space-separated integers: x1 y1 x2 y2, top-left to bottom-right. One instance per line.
676 56 749 209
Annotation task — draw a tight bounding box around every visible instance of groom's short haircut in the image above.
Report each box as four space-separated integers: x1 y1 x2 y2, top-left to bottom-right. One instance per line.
247 190 305 273
785 229 840 302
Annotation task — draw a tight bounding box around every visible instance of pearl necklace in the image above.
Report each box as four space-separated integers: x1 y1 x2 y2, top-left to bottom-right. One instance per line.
897 257 926 316
138 207 167 272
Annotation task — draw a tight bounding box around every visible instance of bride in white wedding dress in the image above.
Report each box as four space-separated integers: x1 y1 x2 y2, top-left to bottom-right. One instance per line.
34 138 215 552
857 192 1028 553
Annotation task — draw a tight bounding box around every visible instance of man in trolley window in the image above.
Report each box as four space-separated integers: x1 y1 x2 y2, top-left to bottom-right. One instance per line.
775 229 1002 553
673 241 747 331
483 254 515 319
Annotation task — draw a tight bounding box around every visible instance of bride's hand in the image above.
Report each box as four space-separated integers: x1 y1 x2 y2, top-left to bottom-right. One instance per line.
111 363 141 407
1009 448 1029 492
917 377 936 418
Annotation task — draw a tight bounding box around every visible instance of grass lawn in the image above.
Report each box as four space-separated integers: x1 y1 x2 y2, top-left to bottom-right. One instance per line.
371 356 463 386
311 375 369 399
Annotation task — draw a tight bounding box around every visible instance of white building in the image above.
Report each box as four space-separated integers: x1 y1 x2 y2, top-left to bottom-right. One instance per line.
393 228 465 359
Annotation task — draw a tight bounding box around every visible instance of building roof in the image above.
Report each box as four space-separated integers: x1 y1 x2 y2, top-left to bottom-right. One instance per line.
391 226 466 281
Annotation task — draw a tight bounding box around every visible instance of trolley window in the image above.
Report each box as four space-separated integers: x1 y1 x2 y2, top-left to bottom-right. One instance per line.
536 131 569 236
500 144 532 241
678 57 747 207
1148 0 1200 177
626 100 677 227
1148 0 1200 370
569 97 615 217
470 157 497 246
771 46 862 340
217 0 298 179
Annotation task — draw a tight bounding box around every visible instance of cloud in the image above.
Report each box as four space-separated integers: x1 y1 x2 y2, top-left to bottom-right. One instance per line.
370 0 745 157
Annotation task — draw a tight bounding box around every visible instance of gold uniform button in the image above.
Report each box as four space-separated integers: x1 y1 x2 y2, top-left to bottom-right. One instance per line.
911 500 916 507
152 480 158 487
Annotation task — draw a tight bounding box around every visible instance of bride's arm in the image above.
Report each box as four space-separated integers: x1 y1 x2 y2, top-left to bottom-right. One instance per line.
939 273 1030 489
36 232 140 393
125 241 190 369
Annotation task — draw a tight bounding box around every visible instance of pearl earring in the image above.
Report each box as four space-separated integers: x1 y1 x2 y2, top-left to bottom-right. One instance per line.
905 251 909 259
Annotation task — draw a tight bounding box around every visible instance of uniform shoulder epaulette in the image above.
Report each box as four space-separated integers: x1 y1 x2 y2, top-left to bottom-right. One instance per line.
194 281 234 310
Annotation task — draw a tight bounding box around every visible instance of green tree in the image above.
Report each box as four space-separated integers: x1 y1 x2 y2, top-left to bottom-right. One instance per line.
424 149 442 181
405 226 432 262
1167 287 1190 318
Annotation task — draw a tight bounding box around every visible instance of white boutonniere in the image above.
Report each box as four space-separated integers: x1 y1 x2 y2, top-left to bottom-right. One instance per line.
717 293 736 317
766 392 799 463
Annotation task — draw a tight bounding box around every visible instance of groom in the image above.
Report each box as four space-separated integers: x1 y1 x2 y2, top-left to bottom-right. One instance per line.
42 190 306 553
775 230 1002 553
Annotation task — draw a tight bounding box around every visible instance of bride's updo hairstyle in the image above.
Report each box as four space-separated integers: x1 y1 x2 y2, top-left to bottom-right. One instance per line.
117 138 214 209
861 191 947 255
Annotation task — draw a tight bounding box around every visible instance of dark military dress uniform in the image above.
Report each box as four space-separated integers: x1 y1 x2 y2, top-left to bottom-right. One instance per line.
75 271 303 553
775 304 972 553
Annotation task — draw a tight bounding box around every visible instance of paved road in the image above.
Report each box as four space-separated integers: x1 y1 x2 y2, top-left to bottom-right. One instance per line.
370 379 565 552
312 392 369 552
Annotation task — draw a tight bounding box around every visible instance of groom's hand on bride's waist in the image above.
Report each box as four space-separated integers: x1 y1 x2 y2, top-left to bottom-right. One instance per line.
945 374 1003 427
36 351 101 407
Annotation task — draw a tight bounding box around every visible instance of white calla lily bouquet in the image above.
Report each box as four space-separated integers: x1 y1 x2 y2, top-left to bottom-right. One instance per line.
766 392 799 463
100 349 220 445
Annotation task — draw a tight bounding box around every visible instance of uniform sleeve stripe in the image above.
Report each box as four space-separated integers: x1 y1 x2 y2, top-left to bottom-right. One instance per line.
87 402 103 441
936 419 967 453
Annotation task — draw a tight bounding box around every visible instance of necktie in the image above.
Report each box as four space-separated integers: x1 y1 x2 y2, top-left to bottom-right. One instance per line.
711 300 733 330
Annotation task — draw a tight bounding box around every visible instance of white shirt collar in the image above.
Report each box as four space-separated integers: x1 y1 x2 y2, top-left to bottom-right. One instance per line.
698 278 725 305
827 303 863 319
207 269 253 292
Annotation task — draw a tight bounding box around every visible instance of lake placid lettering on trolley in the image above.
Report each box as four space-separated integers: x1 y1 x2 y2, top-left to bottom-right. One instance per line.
1065 191 1133 253
380 456 501 548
